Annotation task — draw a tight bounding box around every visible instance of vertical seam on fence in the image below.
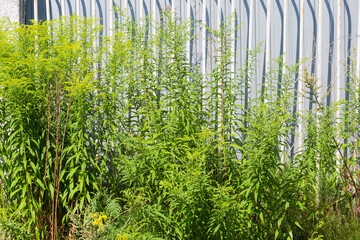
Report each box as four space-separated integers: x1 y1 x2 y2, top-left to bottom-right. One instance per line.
281 0 289 163
46 0 50 20
217 0 222 153
123 0 128 18
230 0 235 81
336 0 342 110
76 0 80 15
316 0 324 206
336 0 342 169
108 0 113 51
34 0 38 22
108 0 113 38
357 1 360 79
92 0 96 18
298 0 305 150
140 0 144 20
230 0 236 142
202 0 207 85
265 0 272 103
283 0 288 71
248 0 254 52
355 0 360 170
61 0 65 16
317 1 323 97
152 0 157 35
92 0 97 80
249 0 255 97
186 0 191 63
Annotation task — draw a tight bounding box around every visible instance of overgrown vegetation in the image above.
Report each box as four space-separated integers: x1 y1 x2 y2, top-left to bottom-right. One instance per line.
0 10 359 239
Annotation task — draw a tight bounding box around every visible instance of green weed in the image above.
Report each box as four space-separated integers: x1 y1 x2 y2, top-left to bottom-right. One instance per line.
0 11 359 240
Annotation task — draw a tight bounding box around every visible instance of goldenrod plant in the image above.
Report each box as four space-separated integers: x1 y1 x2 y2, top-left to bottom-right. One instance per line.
0 17 102 239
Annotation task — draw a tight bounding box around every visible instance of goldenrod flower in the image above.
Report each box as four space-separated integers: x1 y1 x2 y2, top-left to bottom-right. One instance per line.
92 213 107 231
93 219 99 225
116 234 129 240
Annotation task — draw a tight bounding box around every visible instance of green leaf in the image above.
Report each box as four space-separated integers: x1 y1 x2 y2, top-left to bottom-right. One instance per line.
289 230 293 240
259 212 264 224
26 172 32 185
9 188 22 198
30 161 37 173
213 224 221 234
285 201 289 210
294 221 302 230
275 229 279 240
69 185 79 199
79 176 84 193
175 227 183 238
36 179 45 190
67 166 79 180
49 183 54 199
10 177 21 189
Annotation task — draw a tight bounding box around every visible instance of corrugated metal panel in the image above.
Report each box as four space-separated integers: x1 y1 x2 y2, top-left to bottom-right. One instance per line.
27 0 359 147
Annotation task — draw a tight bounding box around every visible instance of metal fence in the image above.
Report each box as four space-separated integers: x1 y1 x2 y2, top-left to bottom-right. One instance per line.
25 0 360 148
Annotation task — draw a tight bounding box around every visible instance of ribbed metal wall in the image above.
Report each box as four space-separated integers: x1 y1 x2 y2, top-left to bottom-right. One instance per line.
26 0 360 148
26 0 360 102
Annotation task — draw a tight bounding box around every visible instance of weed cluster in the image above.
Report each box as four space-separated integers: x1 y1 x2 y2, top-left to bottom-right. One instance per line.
0 10 359 240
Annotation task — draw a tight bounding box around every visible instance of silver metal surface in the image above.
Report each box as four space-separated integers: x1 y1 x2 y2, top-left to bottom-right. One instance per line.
24 0 360 135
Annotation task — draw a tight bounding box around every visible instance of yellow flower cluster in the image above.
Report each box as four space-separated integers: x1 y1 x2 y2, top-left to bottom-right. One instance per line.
91 212 107 231
116 234 129 240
